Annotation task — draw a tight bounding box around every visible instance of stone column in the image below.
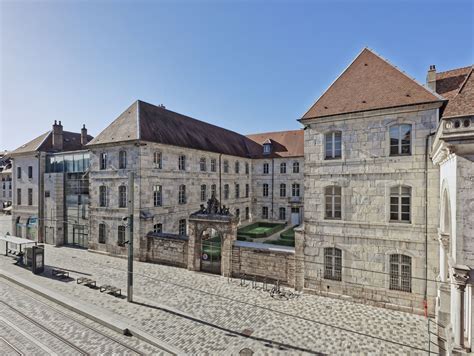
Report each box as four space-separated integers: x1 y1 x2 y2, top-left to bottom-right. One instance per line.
221 220 237 277
187 221 198 271
438 231 450 282
452 266 470 349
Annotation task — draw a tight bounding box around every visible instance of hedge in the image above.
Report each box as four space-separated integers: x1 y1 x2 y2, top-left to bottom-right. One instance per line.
237 222 286 239
280 227 295 241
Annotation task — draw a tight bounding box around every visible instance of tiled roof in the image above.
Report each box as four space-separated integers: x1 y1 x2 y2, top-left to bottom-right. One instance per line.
301 48 443 120
436 66 474 119
10 131 93 155
88 100 263 158
246 130 304 158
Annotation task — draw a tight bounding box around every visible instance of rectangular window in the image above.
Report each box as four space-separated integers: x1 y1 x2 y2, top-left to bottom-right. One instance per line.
211 184 216 197
279 207 286 220
262 206 268 219
325 132 342 159
119 151 127 169
118 226 126 246
235 161 240 174
200 158 207 172
280 184 286 197
390 124 411 156
245 184 249 198
224 184 229 200
178 219 187 236
153 151 162 169
292 183 300 197
17 188 21 205
201 184 207 202
28 166 33 179
293 161 300 173
99 223 106 244
325 186 341 219
100 152 107 170
17 167 21 179
235 183 240 198
118 186 127 208
245 162 249 175
245 207 250 220
211 159 217 172
178 185 186 204
153 223 162 233
263 163 269 174
153 185 162 207
99 186 107 207
28 188 33 206
235 208 240 217
390 186 411 222
263 183 269 197
179 155 186 171
324 247 342 281
223 160 229 173
280 163 286 174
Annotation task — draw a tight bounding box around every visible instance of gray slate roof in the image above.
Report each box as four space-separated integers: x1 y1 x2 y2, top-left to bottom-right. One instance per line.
10 131 93 155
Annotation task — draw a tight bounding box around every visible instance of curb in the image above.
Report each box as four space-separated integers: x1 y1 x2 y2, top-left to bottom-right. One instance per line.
0 270 183 355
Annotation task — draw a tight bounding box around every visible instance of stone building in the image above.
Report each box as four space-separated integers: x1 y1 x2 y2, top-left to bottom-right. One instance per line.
247 131 304 225
0 152 12 210
9 121 92 242
297 48 445 315
431 65 474 352
86 100 304 260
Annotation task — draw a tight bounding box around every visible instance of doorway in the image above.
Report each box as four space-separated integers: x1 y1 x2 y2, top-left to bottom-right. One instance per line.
200 228 222 274
291 207 300 226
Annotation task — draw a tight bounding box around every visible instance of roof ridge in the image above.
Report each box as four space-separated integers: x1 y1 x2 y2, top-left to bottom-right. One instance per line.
246 129 303 136
455 66 474 95
437 65 474 76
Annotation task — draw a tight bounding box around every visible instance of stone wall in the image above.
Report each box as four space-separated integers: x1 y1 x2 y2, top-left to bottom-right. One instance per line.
302 103 442 315
144 234 188 267
231 241 295 286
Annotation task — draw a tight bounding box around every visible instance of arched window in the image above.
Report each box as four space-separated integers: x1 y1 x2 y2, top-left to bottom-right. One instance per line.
325 131 342 159
99 223 106 244
325 186 341 219
324 247 342 281
119 151 127 169
223 160 229 173
99 186 107 207
389 254 412 292
390 186 411 222
118 185 127 208
280 162 287 174
390 124 411 156
117 225 126 245
293 161 300 173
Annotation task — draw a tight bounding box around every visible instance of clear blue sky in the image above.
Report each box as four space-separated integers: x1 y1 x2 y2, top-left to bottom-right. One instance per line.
1 0 472 151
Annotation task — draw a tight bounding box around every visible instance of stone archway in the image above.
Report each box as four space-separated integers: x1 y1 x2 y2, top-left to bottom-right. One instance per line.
187 196 238 277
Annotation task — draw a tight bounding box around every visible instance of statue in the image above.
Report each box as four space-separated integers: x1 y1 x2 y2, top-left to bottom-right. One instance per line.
192 194 231 216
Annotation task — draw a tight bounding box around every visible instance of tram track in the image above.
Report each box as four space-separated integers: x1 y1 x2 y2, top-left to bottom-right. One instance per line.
0 282 150 355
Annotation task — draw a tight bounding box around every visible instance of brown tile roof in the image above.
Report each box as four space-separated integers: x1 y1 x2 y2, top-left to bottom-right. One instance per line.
436 66 474 119
88 100 263 158
246 130 304 158
301 48 443 120
10 131 93 155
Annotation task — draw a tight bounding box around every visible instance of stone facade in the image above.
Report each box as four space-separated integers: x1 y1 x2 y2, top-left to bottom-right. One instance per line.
300 103 443 315
251 157 304 225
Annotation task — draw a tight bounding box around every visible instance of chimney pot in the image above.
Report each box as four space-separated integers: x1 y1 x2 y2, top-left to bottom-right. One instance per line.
52 120 64 151
81 124 88 146
426 65 437 92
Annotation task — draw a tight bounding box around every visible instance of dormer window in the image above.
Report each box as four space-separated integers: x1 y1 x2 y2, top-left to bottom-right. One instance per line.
263 140 272 155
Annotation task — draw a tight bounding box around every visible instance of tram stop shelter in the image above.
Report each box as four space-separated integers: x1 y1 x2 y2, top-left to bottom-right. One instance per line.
1 234 37 256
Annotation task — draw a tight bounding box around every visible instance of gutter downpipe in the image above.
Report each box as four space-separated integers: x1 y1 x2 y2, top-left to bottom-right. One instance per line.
219 154 222 208
425 130 436 317
271 158 274 220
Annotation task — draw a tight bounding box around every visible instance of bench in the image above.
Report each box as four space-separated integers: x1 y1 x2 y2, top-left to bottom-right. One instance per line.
77 277 96 287
52 268 69 279
99 285 121 297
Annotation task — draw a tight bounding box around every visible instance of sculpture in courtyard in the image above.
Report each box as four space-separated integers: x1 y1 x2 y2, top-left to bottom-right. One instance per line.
195 194 231 216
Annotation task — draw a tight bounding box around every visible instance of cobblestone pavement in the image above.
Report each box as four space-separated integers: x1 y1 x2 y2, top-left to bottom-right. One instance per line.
0 278 168 355
0 240 439 355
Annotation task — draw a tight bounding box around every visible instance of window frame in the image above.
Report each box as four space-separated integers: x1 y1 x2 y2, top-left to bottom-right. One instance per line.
292 161 300 173
178 219 187 236
153 185 162 207
210 159 217 172
279 207 286 220
153 223 163 234
235 183 240 198
292 183 300 197
119 150 127 169
389 185 411 223
280 162 287 174
263 163 269 174
28 188 33 206
223 160 229 173
389 254 412 292
118 225 126 246
201 184 207 202
389 124 412 156
224 184 229 200
200 157 207 172
178 184 186 204
28 166 33 179
325 131 342 160
262 206 268 219
153 151 163 169
100 152 107 170
324 247 342 281
99 223 106 244
263 183 269 197
325 186 342 220
280 183 286 197
235 161 240 174
118 185 127 208
99 186 108 207
178 155 186 171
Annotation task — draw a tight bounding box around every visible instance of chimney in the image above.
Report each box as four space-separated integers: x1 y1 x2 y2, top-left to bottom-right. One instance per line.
426 64 437 92
81 124 88 146
52 120 63 151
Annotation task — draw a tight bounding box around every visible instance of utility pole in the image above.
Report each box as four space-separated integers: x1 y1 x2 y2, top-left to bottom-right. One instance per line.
127 171 134 302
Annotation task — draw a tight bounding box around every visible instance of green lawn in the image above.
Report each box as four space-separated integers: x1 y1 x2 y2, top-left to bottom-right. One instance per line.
237 222 286 239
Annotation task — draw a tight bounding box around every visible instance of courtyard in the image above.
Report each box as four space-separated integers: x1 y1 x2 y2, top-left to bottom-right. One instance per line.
0 215 437 355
